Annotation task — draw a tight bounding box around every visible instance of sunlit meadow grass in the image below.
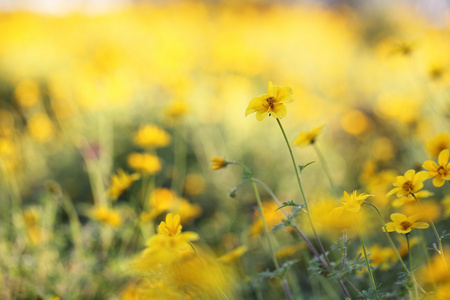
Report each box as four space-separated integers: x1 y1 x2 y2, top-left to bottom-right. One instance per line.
0 1 449 299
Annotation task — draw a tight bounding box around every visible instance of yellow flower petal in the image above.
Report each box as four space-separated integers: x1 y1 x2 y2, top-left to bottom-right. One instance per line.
422 160 438 171
433 177 446 187
390 213 407 223
438 149 449 166
404 170 415 181
270 103 287 119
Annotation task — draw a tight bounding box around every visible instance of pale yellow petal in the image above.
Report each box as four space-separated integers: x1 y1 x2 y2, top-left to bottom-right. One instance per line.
438 149 449 166
396 225 411 234
267 81 274 97
414 171 430 182
245 96 266 116
411 222 429 229
390 213 407 223
404 170 416 181
276 86 294 103
422 160 438 171
256 109 269 121
433 177 445 187
270 104 287 119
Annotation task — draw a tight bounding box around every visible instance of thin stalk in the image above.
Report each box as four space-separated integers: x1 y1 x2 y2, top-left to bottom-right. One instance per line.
355 216 377 294
275 119 330 266
412 193 447 269
312 143 338 199
189 241 229 300
171 126 187 195
251 181 293 300
407 235 419 300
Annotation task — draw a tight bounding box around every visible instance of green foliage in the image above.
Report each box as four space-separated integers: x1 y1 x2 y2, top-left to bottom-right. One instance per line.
256 260 301 281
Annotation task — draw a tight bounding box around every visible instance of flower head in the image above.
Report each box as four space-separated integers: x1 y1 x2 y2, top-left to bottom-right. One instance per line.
127 152 161 174
107 169 140 201
426 132 450 158
245 81 293 121
90 206 122 228
134 124 171 148
210 156 227 170
334 190 373 214
293 125 323 147
386 170 429 198
382 213 429 234
422 149 450 187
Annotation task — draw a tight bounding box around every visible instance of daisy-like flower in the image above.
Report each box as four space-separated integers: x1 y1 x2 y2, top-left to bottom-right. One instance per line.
107 169 140 201
426 132 450 158
386 170 429 198
293 125 324 147
245 81 293 121
333 190 373 214
423 149 450 187
391 190 433 208
133 124 171 148
210 156 227 170
382 213 429 234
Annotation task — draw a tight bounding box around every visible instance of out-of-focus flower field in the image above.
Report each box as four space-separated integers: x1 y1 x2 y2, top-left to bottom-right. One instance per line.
1 1 450 299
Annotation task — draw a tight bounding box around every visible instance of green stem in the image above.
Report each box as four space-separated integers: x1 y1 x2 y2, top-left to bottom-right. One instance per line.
355 216 377 295
275 119 330 267
251 181 293 300
407 235 419 300
412 193 448 269
312 143 338 199
189 241 229 300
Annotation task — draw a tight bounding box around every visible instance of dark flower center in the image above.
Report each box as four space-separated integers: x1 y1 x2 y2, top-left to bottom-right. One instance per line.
437 166 447 176
266 97 276 109
402 181 413 193
400 221 412 230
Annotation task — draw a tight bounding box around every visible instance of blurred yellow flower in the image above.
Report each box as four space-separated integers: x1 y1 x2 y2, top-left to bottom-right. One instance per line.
165 99 189 123
417 249 450 285
382 213 429 234
275 243 305 259
426 132 450 158
127 153 161 174
422 149 450 187
359 244 396 270
400 199 441 222
90 206 122 228
386 170 429 198
250 201 291 236
341 110 369 136
27 113 55 143
219 245 248 263
292 125 323 147
245 81 293 121
210 156 227 170
133 125 171 148
391 190 433 208
14 79 40 107
107 169 140 201
333 190 373 214
443 196 450 218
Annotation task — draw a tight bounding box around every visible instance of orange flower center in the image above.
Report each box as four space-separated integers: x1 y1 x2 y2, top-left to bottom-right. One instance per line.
265 97 276 109
437 166 447 176
402 181 413 193
400 221 412 230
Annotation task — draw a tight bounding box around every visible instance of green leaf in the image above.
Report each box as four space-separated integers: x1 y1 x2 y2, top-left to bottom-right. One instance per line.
276 200 299 211
298 161 315 173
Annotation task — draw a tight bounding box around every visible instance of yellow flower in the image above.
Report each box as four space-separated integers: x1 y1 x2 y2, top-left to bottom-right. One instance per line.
292 125 323 147
219 245 248 263
426 132 450 158
245 81 293 121
14 79 40 107
275 243 305 259
210 156 227 170
127 152 161 174
391 190 432 208
423 149 450 187
382 213 429 234
359 244 396 270
107 169 140 201
386 170 429 198
133 125 171 148
333 190 373 214
443 196 450 218
165 99 189 123
27 113 54 143
90 206 122 228
417 249 450 285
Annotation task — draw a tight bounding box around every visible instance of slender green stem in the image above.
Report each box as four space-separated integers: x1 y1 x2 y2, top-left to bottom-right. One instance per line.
355 216 377 294
412 193 448 269
189 241 229 300
275 119 330 266
251 181 293 300
312 143 338 199
407 235 419 300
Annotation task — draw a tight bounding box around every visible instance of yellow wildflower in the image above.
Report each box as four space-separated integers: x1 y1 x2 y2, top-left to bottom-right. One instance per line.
107 169 140 201
90 206 122 228
210 156 227 170
14 79 40 107
417 249 450 285
292 125 323 147
401 199 441 222
275 243 305 259
382 213 429 234
443 196 450 218
133 125 171 148
386 170 429 198
426 132 450 158
333 190 373 214
245 81 293 121
423 149 450 187
27 113 54 143
359 244 396 270
127 153 161 174
250 201 291 236
165 99 189 123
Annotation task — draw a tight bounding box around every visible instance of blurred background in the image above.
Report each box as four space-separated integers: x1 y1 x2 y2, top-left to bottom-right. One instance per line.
0 0 449 299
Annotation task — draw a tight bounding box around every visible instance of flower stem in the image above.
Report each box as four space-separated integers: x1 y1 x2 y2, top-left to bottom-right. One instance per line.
275 119 330 266
406 235 419 300
312 143 338 199
355 216 378 295
412 193 448 269
251 180 293 300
